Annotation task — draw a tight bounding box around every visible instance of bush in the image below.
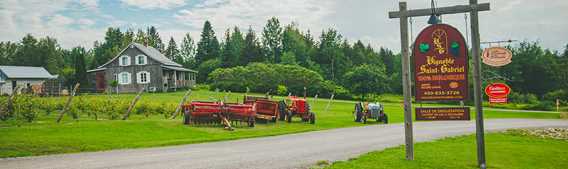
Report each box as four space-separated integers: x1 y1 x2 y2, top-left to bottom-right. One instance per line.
508 92 539 104
526 101 555 111
209 63 324 95
192 84 210 91
277 85 288 96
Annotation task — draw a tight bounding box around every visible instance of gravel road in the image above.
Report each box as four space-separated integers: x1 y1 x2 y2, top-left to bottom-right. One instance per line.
1 119 567 169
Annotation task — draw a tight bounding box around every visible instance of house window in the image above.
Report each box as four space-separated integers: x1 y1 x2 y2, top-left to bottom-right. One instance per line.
119 55 130 66
135 55 147 65
118 72 131 85
137 71 150 84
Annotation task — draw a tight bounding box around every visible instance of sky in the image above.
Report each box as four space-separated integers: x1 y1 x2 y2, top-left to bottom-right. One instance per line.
1 0 567 52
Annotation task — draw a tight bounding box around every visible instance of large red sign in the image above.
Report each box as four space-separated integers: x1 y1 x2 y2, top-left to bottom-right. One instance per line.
485 83 511 104
413 24 468 101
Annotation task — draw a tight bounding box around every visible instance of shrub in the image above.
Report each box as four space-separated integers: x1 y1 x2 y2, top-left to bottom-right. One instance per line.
277 85 288 96
192 84 211 91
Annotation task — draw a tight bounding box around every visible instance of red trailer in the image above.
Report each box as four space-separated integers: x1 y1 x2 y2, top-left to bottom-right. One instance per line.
183 101 256 130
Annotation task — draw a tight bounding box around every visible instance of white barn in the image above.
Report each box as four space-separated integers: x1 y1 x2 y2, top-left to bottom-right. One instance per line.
0 66 57 95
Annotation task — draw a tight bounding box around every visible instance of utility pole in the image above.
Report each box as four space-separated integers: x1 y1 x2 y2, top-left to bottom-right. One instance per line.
398 2 414 161
469 0 487 168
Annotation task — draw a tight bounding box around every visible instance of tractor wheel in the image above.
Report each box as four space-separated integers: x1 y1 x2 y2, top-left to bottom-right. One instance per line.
362 115 367 124
183 111 191 125
309 113 316 124
287 112 293 123
248 117 256 127
383 114 389 124
354 111 362 122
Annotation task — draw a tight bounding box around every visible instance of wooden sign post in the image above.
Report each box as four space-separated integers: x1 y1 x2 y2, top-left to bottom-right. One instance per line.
389 1 490 168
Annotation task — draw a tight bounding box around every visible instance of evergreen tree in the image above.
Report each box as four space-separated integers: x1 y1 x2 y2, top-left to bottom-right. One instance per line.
134 29 147 44
195 21 221 66
146 26 164 51
262 17 283 63
37 37 64 74
0 42 18 65
165 37 179 61
122 29 134 45
221 27 244 67
315 29 347 82
14 34 39 66
179 33 196 68
242 27 263 65
281 24 309 66
71 47 88 87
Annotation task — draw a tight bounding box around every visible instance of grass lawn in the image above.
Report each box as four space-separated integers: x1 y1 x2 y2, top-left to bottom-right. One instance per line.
0 90 562 158
322 130 568 169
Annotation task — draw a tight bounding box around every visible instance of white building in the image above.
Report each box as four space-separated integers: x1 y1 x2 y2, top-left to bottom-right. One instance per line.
0 66 57 95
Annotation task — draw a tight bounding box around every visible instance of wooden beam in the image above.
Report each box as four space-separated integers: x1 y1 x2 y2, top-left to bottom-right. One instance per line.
56 83 80 123
389 3 490 18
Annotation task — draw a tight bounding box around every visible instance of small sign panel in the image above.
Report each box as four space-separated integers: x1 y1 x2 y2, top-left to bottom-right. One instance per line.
485 83 511 104
482 47 512 67
413 24 469 101
416 107 471 121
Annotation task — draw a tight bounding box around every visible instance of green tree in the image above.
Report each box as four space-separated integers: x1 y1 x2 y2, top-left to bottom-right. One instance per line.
70 47 88 88
242 27 264 64
13 34 39 66
146 26 164 51
37 37 64 74
221 27 244 67
0 41 18 65
262 17 283 63
197 58 222 83
196 21 221 66
165 37 179 61
134 29 147 44
315 29 348 82
280 51 298 65
91 27 124 68
343 64 389 100
179 33 196 68
281 24 310 66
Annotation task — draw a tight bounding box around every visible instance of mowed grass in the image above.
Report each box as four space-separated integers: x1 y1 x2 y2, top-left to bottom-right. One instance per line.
0 90 562 158
323 131 568 169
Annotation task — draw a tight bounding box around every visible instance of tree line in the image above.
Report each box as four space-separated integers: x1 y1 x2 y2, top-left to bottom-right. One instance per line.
0 17 567 105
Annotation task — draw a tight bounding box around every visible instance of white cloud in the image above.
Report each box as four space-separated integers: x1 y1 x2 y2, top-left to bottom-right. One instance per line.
0 0 105 48
120 0 186 9
78 0 99 10
174 0 336 39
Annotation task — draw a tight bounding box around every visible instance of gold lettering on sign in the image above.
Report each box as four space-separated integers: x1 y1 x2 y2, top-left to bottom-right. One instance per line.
432 29 448 55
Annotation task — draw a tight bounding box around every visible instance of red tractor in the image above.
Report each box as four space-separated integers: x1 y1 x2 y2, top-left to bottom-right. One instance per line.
281 96 316 124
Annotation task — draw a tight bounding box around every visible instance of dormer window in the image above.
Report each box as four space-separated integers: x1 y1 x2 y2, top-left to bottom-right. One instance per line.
119 55 131 66
135 55 148 65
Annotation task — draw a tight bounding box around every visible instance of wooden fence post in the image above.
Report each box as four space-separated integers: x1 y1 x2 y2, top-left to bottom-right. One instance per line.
122 88 145 120
324 94 335 114
171 89 192 119
56 83 80 123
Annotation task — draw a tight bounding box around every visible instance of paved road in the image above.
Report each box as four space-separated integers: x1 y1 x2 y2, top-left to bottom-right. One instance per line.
1 119 567 169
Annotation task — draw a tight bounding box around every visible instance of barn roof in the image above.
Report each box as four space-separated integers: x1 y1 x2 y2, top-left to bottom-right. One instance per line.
0 66 57 79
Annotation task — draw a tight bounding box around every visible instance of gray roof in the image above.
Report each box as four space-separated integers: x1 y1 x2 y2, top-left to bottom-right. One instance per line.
0 66 57 79
131 43 182 67
96 43 182 69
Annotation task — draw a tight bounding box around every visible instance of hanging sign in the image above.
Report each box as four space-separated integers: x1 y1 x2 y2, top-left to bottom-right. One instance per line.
485 83 511 104
413 24 469 101
416 107 471 121
482 47 512 67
